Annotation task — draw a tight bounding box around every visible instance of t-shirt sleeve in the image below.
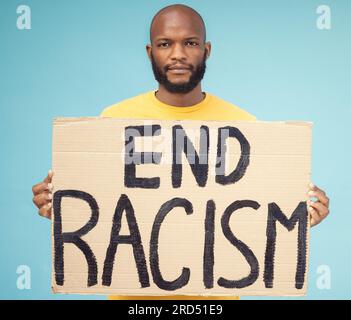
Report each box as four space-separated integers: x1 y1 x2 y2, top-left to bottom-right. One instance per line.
247 113 257 121
100 106 112 117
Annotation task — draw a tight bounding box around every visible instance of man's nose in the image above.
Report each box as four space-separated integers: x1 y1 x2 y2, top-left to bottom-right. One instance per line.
170 43 187 61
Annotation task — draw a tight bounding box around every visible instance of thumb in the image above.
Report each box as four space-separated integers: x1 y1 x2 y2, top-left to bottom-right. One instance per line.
43 169 54 183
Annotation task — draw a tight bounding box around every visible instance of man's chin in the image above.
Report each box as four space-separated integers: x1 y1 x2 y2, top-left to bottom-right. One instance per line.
165 76 191 85
168 81 189 86
167 76 191 85
163 84 196 94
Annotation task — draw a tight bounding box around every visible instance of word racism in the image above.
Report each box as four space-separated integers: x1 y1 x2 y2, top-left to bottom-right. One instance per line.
52 118 311 296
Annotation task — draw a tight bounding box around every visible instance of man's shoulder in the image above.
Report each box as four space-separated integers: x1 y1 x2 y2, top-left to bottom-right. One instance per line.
100 92 150 117
207 93 256 120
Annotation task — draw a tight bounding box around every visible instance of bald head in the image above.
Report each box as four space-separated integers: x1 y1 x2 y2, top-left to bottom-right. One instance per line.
150 4 206 43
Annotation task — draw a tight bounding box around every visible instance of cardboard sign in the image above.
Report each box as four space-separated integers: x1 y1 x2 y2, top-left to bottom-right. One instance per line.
51 118 312 296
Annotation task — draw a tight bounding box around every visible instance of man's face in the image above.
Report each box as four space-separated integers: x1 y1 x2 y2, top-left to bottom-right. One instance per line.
150 50 206 94
147 10 211 94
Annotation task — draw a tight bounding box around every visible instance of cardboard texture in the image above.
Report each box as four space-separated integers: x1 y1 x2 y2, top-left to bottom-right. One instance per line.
51 117 312 296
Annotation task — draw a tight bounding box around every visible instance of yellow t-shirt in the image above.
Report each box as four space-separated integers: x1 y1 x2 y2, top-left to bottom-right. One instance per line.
101 90 256 300
101 90 256 122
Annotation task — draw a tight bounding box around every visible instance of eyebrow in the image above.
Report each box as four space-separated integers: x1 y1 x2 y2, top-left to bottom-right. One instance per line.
184 37 201 41
155 36 201 42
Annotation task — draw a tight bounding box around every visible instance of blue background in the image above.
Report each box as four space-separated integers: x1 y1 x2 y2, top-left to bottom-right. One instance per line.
1 0 350 299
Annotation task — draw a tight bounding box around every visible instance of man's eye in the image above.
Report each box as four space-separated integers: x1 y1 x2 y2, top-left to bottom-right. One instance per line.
185 41 198 46
158 43 169 48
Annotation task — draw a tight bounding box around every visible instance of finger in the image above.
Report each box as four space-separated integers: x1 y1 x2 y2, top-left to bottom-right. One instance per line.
308 200 329 219
32 182 52 195
308 189 329 207
309 182 319 191
309 206 322 227
43 169 54 184
38 202 52 219
32 192 52 208
309 182 325 194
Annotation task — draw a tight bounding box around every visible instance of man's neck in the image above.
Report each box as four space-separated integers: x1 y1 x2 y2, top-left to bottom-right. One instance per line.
155 84 205 107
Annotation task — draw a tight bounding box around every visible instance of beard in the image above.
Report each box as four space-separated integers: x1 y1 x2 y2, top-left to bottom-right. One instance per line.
151 52 207 94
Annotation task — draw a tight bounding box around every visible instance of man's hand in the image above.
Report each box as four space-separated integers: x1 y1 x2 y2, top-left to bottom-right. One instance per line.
308 183 330 227
32 170 54 219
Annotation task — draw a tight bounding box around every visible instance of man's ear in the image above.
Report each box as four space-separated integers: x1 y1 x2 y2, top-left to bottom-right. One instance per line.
146 44 152 61
205 41 212 59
